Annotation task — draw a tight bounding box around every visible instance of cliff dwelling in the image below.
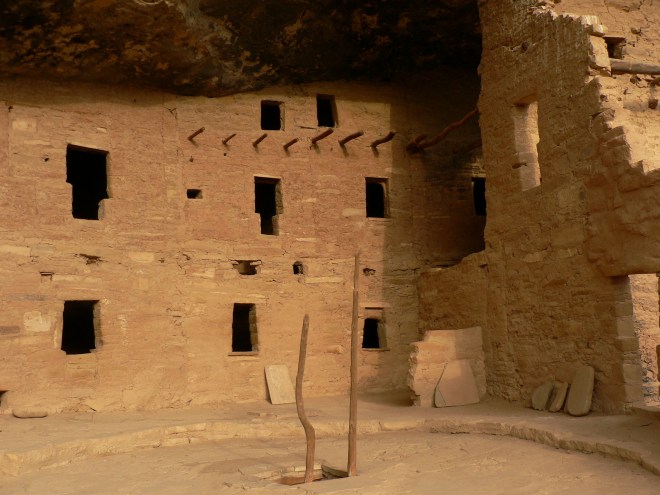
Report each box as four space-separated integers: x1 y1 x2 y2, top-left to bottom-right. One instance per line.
0 0 659 493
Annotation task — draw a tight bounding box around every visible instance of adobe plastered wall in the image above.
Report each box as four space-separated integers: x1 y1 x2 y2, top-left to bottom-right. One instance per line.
0 70 483 412
475 0 660 412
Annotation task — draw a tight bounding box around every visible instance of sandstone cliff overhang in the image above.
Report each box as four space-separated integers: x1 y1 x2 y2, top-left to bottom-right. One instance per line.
0 0 480 97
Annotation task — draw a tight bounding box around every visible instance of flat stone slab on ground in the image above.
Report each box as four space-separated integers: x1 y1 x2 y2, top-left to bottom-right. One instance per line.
434 359 479 407
265 365 295 405
566 366 595 416
531 382 554 411
12 408 48 419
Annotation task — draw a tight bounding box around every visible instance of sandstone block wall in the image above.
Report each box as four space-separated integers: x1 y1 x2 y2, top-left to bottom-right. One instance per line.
0 70 484 412
471 0 660 412
408 327 486 407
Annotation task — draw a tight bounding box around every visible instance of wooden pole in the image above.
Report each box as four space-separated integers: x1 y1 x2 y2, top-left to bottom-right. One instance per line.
406 108 478 152
339 131 364 146
370 131 396 148
311 128 334 145
296 314 316 483
187 127 205 141
348 251 361 476
610 59 660 75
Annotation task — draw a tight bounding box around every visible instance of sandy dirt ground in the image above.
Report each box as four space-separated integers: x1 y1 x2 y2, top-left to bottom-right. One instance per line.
2 431 658 495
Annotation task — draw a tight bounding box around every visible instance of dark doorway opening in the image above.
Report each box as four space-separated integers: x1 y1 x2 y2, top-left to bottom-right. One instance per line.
366 178 388 218
293 261 304 275
66 145 108 220
317 95 336 127
472 177 486 216
261 101 283 130
232 303 257 352
61 300 98 355
187 189 203 199
255 177 281 235
362 318 381 349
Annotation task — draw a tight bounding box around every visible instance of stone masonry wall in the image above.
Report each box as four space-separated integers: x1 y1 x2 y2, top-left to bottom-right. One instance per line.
0 70 483 412
476 0 660 412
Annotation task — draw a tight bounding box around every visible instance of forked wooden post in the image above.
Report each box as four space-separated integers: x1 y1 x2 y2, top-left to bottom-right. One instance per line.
348 250 361 476
296 314 316 483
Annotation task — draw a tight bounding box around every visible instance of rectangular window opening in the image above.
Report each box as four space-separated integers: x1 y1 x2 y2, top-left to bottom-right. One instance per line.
66 145 109 220
362 309 386 349
233 260 259 275
187 188 203 199
232 303 257 353
255 177 282 235
261 100 283 130
472 177 486 216
366 178 388 218
61 300 98 355
293 261 305 275
512 98 541 191
317 95 337 128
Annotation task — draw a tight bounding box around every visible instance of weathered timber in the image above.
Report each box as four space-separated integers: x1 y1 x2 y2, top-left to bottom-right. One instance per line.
348 251 361 477
296 314 316 483
339 131 364 146
610 59 660 75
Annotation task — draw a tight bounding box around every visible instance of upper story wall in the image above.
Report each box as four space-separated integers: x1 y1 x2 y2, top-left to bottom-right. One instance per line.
0 71 484 412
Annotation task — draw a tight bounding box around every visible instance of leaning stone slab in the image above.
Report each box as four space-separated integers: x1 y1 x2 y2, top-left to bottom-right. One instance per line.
531 381 554 411
434 359 479 407
548 381 569 413
12 408 48 418
566 365 595 416
265 365 295 405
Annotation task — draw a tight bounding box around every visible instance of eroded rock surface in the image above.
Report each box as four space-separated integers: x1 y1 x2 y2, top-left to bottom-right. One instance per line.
0 0 481 96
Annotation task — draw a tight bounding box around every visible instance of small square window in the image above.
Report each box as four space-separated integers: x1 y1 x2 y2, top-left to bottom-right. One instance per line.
293 261 305 275
261 101 283 130
187 189 203 199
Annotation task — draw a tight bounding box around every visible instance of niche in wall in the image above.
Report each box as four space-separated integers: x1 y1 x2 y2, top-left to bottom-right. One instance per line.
512 97 541 191
66 145 109 220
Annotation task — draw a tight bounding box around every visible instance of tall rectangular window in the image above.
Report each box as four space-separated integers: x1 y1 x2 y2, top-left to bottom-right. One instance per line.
66 145 108 220
365 178 388 218
316 95 337 127
61 300 98 355
362 308 386 349
512 98 541 191
232 303 257 353
255 177 282 235
261 101 283 130
472 177 486 216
